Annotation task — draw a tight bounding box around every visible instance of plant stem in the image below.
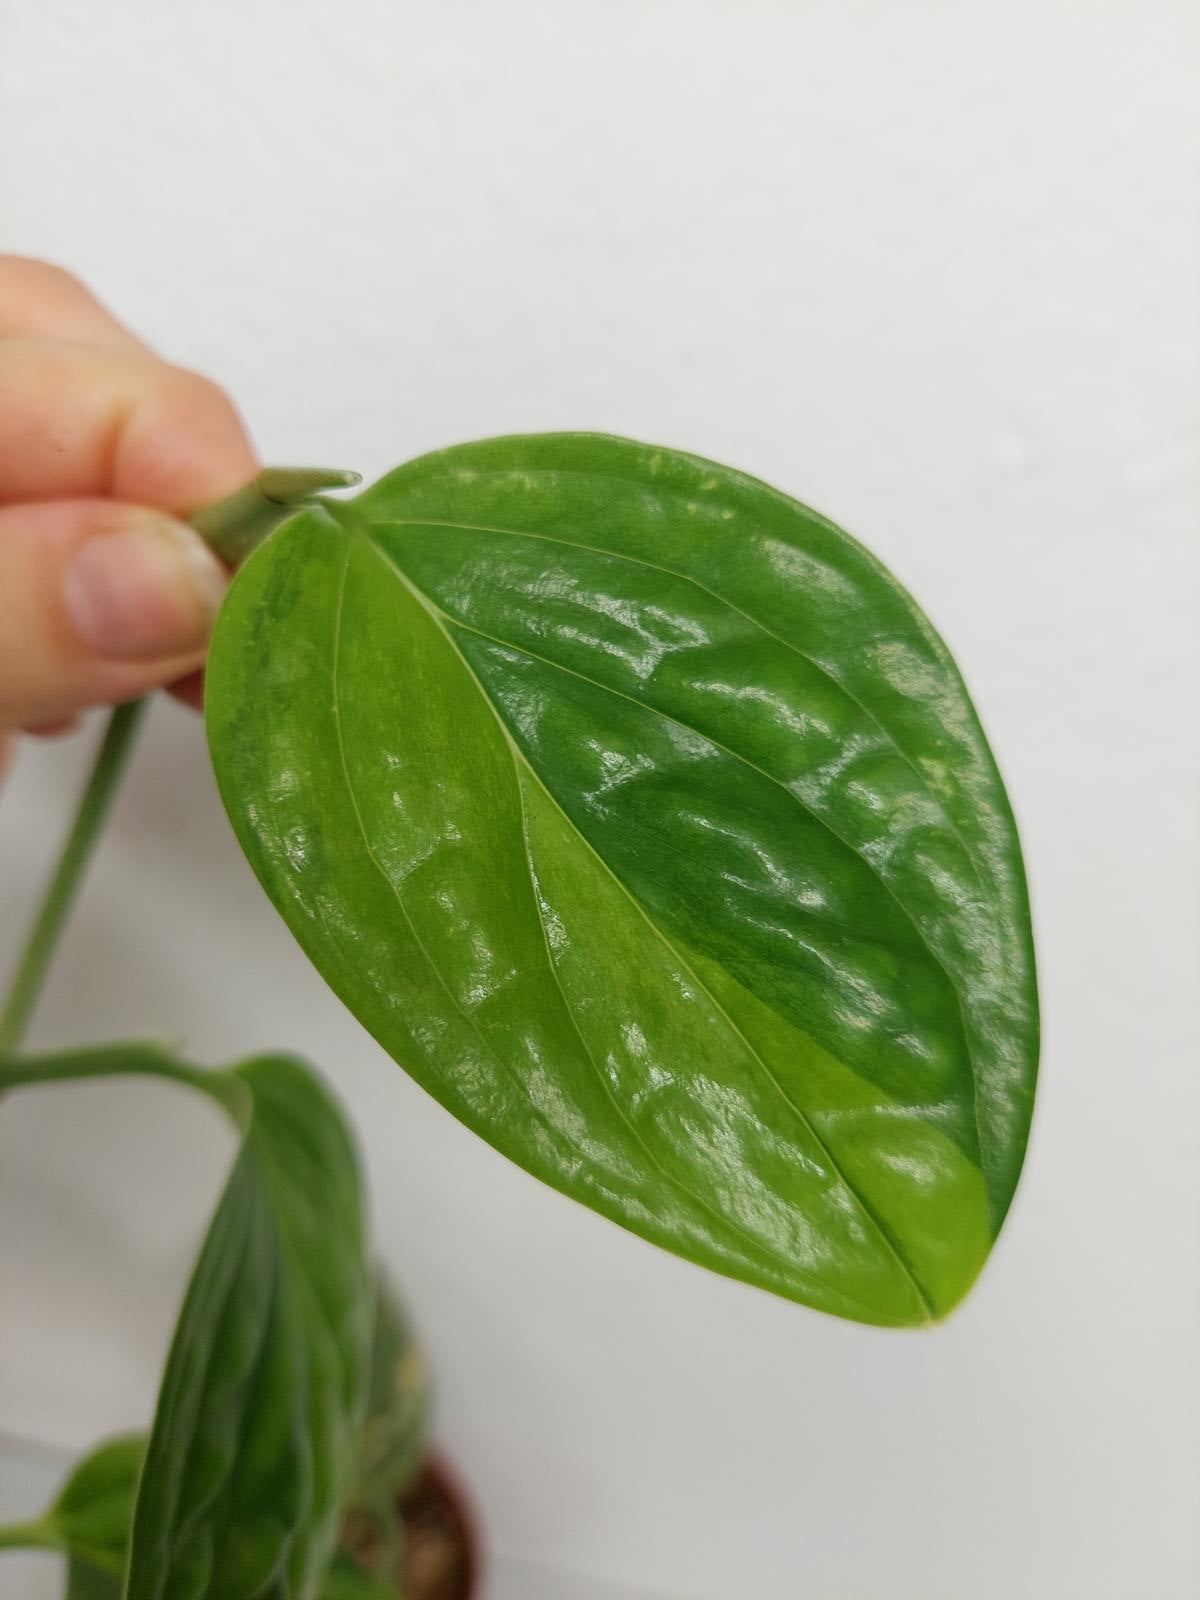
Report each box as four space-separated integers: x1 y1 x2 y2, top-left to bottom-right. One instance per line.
0 1518 60 1554
0 1039 237 1105
190 466 361 565
0 700 147 1054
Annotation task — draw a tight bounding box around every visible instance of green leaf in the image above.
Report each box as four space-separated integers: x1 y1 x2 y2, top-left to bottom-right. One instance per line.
60 1440 143 1598
0 1434 143 1595
1 1047 374 1600
66 1559 125 1600
53 1436 144 1577
0 1048 373 1598
206 433 1038 1328
125 1053 373 1599
1 1409 400 1599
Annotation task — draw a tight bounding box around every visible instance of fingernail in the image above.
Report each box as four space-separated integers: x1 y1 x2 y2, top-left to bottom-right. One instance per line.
63 514 227 661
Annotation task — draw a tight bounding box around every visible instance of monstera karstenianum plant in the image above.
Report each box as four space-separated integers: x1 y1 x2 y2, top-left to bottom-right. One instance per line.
1 434 1036 1597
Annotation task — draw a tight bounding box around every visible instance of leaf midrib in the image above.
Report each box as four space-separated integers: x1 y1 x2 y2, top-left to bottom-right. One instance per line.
131 1154 266 1599
370 511 1010 1167
366 516 991 1178
326 540 905 1323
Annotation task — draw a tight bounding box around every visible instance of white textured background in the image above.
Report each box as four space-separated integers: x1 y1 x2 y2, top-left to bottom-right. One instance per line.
2 4 1198 1598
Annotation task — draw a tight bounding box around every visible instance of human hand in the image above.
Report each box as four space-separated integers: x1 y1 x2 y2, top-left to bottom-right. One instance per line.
0 257 257 753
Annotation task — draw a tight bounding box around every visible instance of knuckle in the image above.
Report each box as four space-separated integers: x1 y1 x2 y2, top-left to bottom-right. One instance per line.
0 255 83 297
172 365 233 413
168 366 247 442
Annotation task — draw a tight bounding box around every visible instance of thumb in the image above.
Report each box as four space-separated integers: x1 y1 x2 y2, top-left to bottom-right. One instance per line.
0 498 228 729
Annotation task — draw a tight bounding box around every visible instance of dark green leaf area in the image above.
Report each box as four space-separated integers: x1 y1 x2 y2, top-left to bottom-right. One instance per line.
454 627 969 1115
66 1559 124 1600
207 434 1037 1328
126 1055 372 1600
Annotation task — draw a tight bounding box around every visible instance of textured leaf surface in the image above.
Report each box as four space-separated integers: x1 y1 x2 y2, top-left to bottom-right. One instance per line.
2 1430 400 1600
0 1048 374 1598
122 1054 373 1600
207 433 1037 1326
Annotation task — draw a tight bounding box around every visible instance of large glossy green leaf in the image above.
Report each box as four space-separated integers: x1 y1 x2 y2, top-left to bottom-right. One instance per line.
206 433 1037 1327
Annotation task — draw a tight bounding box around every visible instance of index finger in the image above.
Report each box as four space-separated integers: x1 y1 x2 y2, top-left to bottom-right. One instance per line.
0 338 257 510
0 255 146 350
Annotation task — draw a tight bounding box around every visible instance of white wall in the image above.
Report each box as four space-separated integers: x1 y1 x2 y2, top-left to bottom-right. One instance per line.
2 4 1198 1597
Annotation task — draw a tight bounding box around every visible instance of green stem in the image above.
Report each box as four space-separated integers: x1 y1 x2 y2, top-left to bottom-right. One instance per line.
0 1039 211 1097
190 466 361 566
0 1039 244 1120
0 700 147 1054
0 1518 60 1554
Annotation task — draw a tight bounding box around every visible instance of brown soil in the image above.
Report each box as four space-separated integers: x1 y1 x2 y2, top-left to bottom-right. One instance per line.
341 1458 478 1600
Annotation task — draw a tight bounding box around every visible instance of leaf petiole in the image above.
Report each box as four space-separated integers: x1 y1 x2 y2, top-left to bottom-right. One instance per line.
0 699 147 1056
190 466 361 565
0 1516 60 1553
